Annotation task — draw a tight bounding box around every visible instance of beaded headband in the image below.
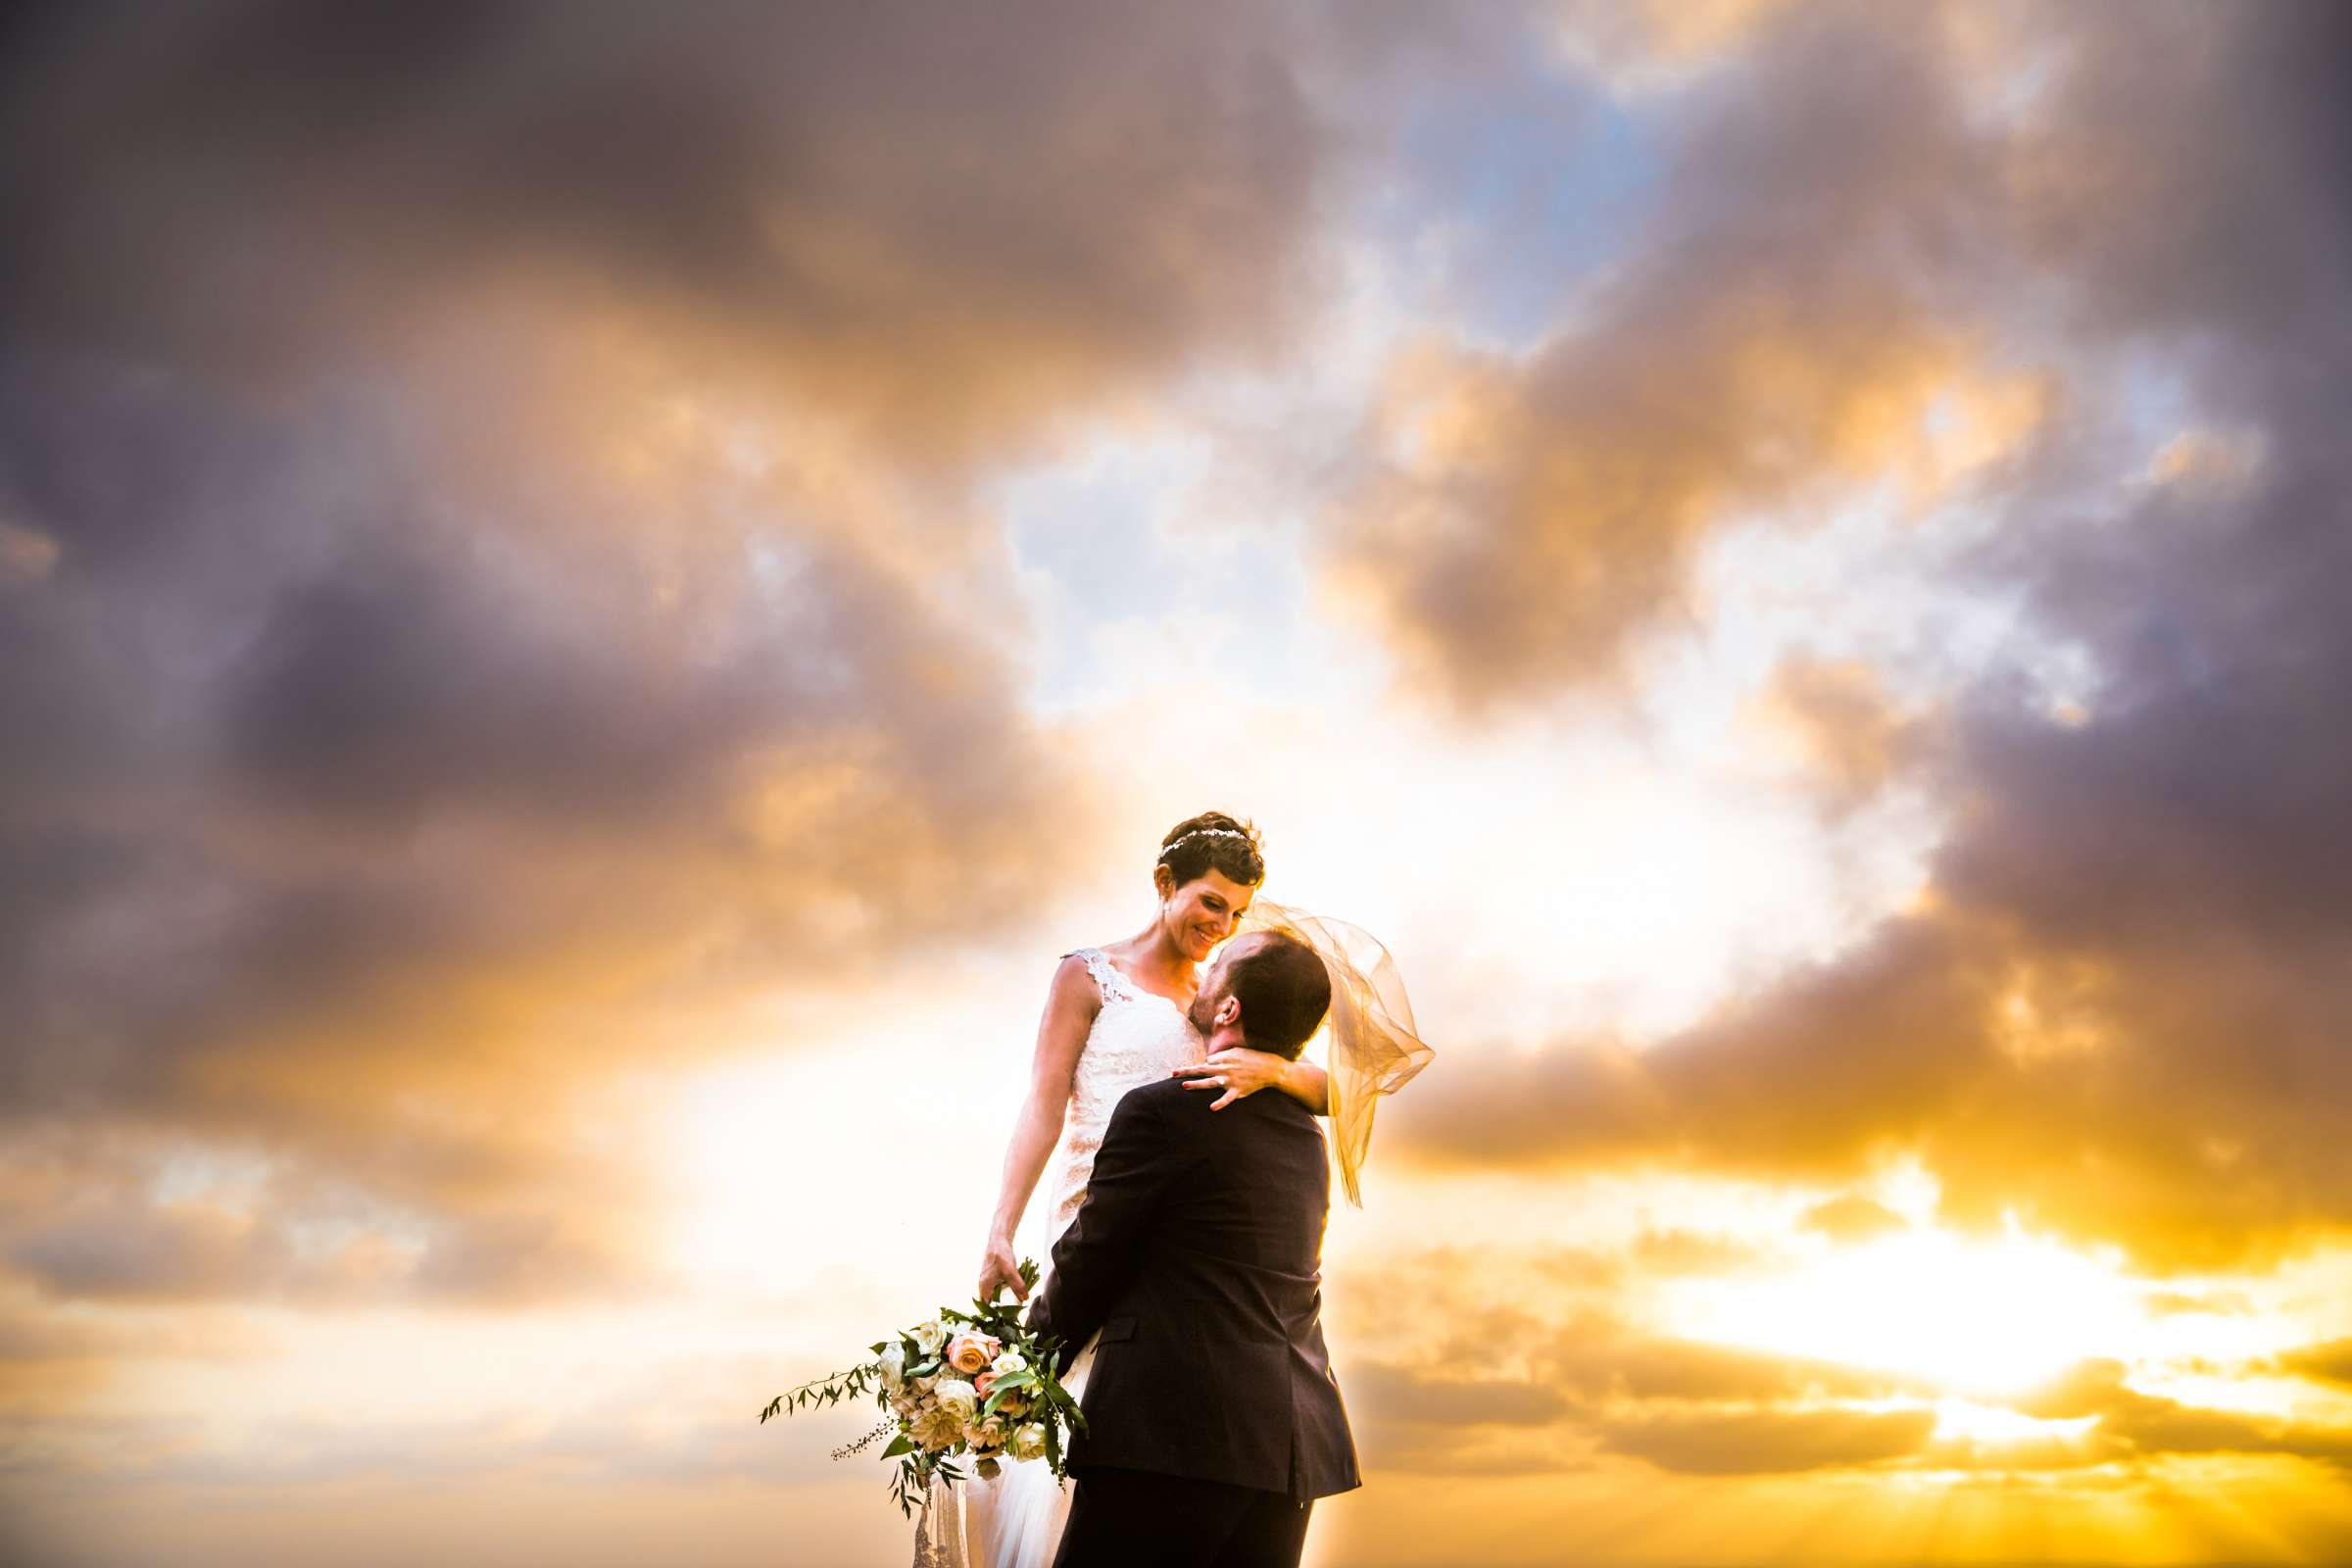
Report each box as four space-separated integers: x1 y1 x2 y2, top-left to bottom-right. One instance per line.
1157 827 1256 861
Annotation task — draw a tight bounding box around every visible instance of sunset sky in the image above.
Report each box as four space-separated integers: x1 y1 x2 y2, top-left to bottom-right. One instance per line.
7 2 2352 1564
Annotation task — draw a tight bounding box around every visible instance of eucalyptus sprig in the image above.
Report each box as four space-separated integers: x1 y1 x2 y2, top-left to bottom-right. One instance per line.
759 1361 877 1424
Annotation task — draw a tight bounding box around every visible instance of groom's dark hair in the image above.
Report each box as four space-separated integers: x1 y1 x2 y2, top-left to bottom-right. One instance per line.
1226 932 1332 1059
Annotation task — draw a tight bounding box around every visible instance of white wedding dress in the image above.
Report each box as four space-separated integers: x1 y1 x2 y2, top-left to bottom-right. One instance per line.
956 947 1206 1568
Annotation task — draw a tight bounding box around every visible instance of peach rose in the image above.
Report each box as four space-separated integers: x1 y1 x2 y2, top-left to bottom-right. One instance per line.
945 1330 1000 1376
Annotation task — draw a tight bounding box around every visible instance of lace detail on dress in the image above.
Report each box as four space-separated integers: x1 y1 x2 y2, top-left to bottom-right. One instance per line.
1043 948 1205 1242
1069 946 1139 1004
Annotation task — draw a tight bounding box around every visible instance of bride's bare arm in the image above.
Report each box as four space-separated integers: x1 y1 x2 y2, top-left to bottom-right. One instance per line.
978 955 1099 1302
1171 1053 1330 1114
1278 1057 1330 1114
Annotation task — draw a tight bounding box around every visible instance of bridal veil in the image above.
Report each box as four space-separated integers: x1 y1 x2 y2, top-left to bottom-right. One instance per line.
1235 899 1434 1205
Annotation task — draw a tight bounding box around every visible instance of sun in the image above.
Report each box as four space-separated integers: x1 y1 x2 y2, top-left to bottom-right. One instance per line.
1666 1214 2153 1396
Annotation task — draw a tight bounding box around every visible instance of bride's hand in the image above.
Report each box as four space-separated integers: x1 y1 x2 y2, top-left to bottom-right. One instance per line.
978 1236 1028 1302
1171 1048 1292 1111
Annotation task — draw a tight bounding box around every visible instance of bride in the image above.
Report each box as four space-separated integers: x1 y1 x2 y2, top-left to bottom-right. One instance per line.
942 811 1432 1568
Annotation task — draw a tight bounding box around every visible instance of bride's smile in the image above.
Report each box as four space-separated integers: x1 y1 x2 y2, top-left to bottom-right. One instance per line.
1173 874 1252 965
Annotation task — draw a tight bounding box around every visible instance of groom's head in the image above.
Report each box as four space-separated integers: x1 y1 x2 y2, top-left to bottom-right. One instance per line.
1189 932 1332 1059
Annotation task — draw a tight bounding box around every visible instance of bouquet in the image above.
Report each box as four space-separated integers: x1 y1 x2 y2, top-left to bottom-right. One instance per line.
760 1259 1087 1515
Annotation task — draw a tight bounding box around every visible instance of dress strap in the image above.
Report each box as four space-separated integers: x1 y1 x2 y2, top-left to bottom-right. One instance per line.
1063 947 1136 1004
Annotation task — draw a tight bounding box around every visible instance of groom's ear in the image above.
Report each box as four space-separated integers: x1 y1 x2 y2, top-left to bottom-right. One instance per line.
1215 995 1242 1029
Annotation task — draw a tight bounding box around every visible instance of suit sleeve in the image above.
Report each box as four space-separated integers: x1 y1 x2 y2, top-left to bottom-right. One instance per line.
1025 1085 1190 1370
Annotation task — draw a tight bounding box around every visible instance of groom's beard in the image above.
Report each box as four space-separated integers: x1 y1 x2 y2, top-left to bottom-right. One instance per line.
1186 994 1214 1036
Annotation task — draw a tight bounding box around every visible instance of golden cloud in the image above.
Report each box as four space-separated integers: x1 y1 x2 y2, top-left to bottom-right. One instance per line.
1739 656 1920 807
1353 0 2352 1284
1332 313 2047 708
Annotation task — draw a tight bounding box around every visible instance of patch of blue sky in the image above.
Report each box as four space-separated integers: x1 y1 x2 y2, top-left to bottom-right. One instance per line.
2108 344 2210 461
991 429 1328 717
1362 46 1668 351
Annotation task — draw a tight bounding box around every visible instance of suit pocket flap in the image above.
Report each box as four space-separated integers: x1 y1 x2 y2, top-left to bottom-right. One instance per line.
1097 1315 1136 1345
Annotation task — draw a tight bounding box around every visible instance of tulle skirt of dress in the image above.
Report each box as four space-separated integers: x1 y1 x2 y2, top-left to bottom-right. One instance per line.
955 1336 1095 1568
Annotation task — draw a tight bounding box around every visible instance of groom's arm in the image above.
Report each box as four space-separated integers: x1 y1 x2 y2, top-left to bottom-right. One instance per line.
1025 1083 1193 1370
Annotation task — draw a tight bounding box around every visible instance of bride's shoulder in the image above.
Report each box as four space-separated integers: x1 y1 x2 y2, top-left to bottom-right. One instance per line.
1049 948 1111 1010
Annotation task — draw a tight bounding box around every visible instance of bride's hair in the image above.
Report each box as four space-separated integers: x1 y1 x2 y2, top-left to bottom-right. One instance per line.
1156 810 1265 889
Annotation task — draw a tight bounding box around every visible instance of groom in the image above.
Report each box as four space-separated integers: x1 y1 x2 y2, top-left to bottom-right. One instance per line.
1026 929 1359 1567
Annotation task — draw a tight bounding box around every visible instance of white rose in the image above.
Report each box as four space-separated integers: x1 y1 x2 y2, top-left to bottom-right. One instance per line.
932 1378 978 1420
1010 1423 1049 1462
989 1348 1028 1378
876 1344 906 1392
910 1320 948 1357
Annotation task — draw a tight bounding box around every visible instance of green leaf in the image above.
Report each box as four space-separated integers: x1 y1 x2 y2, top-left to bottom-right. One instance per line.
882 1435 913 1458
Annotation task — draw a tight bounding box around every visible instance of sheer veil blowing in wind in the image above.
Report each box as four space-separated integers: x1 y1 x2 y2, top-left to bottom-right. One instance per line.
1234 899 1434 1204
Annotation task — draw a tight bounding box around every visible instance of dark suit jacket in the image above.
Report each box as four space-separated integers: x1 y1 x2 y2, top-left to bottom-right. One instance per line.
1025 1077 1359 1503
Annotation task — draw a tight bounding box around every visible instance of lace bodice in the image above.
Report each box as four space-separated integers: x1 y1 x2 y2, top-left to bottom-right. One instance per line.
1043 948 1206 1242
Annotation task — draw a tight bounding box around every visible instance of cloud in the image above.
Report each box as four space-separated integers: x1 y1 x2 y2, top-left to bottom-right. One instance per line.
1396 882 2352 1272
1596 1403 1936 1476
1330 1246 1936 1478
1546 0 1809 93
0 0 1359 465
0 344 1121 1302
1350 1336 1934 1479
1376 0 2352 1275
1348 1361 1571 1428
1544 1324 1925 1409
1321 2 2054 707
1627 1227 1767 1276
0 0 1415 1303
1798 1194 1909 1245
1312 0 2346 728
1739 657 1922 808
4 13 2350 1553
2271 1339 2352 1392
2003 1357 2352 1471
1338 1244 2348 1482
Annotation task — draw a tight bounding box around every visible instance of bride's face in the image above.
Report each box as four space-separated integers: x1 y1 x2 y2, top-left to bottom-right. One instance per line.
1158 867 1255 964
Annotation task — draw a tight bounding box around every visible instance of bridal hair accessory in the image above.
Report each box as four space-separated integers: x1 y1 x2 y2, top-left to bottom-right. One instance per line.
1235 898 1434 1205
1158 827 1253 858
